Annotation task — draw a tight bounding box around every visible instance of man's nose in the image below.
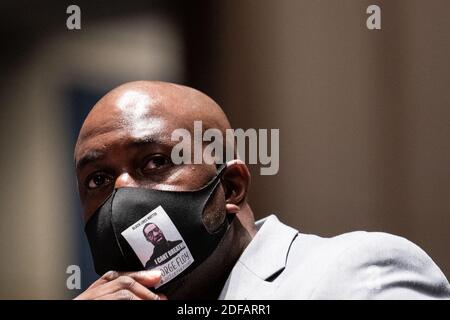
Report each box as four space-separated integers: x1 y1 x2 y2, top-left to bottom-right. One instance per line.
114 173 139 189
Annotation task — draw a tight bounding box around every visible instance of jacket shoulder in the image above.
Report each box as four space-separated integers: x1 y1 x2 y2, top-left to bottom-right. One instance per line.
297 231 450 299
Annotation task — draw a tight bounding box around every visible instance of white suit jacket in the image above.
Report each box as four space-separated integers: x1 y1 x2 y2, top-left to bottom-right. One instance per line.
219 215 450 299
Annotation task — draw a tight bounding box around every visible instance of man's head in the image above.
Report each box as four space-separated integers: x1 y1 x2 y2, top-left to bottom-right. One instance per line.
74 81 256 298
143 223 166 246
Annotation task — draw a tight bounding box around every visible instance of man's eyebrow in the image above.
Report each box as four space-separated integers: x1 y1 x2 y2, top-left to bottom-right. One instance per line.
75 150 105 171
127 135 170 148
75 135 171 170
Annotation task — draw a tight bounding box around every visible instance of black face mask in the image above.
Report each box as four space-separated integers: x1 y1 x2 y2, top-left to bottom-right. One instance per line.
84 165 231 291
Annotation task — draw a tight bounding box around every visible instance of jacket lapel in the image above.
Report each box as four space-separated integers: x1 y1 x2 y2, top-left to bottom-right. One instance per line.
219 215 298 299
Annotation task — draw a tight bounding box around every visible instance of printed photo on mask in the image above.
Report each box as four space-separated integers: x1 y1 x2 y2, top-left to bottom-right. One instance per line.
121 206 195 288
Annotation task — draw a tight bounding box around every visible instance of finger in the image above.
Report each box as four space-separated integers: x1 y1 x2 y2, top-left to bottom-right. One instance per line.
74 272 121 300
89 269 161 289
95 289 143 300
120 270 162 287
88 270 120 289
95 275 162 300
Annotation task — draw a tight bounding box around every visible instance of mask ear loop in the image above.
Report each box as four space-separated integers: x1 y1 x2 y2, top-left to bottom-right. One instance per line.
216 163 237 226
200 163 234 234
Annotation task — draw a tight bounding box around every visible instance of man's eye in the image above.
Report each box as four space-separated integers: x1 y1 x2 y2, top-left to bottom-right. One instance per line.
143 154 171 171
87 173 111 189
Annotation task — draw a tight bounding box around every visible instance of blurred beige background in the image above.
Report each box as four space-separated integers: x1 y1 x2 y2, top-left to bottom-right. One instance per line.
0 0 448 298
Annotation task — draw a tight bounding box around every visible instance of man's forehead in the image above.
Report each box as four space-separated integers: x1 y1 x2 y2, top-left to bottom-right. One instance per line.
75 118 171 162
80 90 165 136
76 98 179 160
82 86 207 135
146 224 158 231
75 84 225 165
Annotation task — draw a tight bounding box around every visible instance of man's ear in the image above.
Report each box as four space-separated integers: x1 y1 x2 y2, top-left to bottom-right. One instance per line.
221 160 251 213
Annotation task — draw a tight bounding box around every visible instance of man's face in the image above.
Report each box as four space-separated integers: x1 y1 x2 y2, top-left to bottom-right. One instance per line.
74 82 251 299
74 88 220 223
143 224 166 245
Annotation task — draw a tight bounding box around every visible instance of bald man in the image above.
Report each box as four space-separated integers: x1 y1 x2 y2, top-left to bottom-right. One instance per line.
74 81 450 300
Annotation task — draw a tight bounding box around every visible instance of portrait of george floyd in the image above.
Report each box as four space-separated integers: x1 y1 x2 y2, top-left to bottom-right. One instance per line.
0 0 449 300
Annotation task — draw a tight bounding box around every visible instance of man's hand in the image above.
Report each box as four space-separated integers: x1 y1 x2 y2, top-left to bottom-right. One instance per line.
74 270 167 300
